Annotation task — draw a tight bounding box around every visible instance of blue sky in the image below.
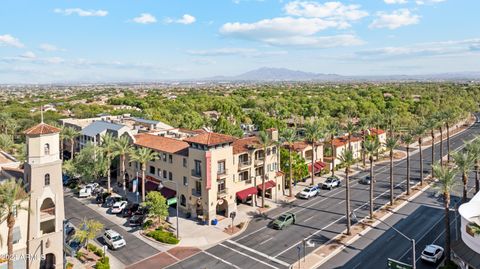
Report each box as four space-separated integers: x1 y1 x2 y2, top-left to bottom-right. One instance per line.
0 0 479 83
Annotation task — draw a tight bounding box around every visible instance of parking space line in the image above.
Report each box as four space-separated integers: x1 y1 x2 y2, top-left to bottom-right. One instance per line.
219 243 280 269
203 251 241 269
225 240 291 267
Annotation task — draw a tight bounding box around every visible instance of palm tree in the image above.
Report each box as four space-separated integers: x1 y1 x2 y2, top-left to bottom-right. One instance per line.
402 134 414 195
365 137 380 219
415 125 426 185
385 136 399 205
445 111 459 163
339 149 355 235
281 128 297 197
113 136 132 192
426 117 439 175
305 122 323 186
452 151 474 203
468 138 480 194
0 134 14 153
101 133 117 192
0 179 29 269
432 162 458 264
130 147 159 201
358 118 369 167
345 120 357 151
259 131 271 208
326 122 340 177
73 218 104 248
62 127 80 160
437 113 446 164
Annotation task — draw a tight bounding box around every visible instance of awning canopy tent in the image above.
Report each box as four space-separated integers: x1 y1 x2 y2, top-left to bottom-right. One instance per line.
257 180 276 191
308 161 326 173
236 187 257 200
145 181 176 199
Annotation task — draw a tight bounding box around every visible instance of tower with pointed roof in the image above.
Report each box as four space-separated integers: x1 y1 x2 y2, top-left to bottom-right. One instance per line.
23 122 64 269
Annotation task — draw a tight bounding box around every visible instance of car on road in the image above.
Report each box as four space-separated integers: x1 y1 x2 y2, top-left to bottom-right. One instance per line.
122 203 140 218
78 183 98 198
129 206 149 226
111 201 128 214
421 244 444 263
104 196 124 208
272 212 296 230
359 176 371 185
102 229 126 250
297 186 320 199
321 176 341 190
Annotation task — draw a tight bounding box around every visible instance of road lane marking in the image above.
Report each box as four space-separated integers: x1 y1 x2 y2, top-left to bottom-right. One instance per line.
203 251 242 269
225 240 291 267
303 216 314 223
219 243 280 269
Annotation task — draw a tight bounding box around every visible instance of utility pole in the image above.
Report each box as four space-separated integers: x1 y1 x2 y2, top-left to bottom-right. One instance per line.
376 217 416 269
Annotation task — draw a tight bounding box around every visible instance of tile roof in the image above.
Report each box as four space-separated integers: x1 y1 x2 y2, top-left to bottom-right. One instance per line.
232 136 261 154
369 128 385 136
0 151 17 165
184 132 236 146
134 133 189 155
330 135 362 148
24 123 61 135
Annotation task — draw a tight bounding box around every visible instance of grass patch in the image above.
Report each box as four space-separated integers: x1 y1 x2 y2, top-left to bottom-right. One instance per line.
146 227 179 245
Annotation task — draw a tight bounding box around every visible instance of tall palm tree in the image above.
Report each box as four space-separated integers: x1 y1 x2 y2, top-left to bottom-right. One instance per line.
339 149 355 235
415 125 426 185
365 137 380 219
345 120 357 151
259 131 271 208
445 111 459 163
402 134 414 195
426 117 439 175
432 162 458 264
358 118 369 167
437 113 446 164
62 127 80 160
385 136 399 205
326 122 340 177
305 122 323 186
281 128 297 197
101 133 117 192
0 179 29 269
452 151 474 203
468 138 480 194
113 136 132 192
130 147 159 201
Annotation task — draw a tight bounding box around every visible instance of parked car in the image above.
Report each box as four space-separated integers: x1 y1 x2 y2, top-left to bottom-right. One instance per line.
359 176 371 185
111 201 128 214
297 186 320 199
92 186 104 196
65 239 82 257
62 174 70 186
78 185 95 198
102 229 126 250
104 196 124 208
421 244 444 263
321 176 341 190
272 212 296 230
129 213 146 227
122 203 140 218
64 223 76 242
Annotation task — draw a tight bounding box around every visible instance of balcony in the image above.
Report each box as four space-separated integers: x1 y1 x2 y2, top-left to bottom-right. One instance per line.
40 206 55 221
218 188 228 198
238 160 251 170
254 158 264 166
191 169 202 178
192 188 202 197
217 169 228 179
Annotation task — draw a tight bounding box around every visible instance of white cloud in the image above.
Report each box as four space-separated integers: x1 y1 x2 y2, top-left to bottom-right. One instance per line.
165 14 196 25
132 13 157 24
20 51 36 59
54 8 108 17
39 43 64 52
0 34 24 48
187 48 288 57
384 0 408 4
369 9 420 29
284 1 368 21
415 0 446 5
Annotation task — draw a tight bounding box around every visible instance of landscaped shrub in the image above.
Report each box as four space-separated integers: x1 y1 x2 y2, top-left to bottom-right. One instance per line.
236 222 245 229
143 219 153 229
66 262 73 269
87 243 97 252
146 229 179 244
95 256 110 269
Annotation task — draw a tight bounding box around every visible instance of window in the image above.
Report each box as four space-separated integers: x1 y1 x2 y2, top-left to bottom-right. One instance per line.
44 143 50 155
267 164 271 172
180 195 186 207
44 174 50 186
255 167 264 177
157 168 161 177
239 171 249 181
267 148 271 156
162 153 167 162
218 160 226 174
272 147 277 154
169 155 173 163
195 181 202 194
183 176 188 186
163 170 167 179
169 172 173 181
149 166 155 175
218 179 226 192
194 160 202 175
183 158 187 167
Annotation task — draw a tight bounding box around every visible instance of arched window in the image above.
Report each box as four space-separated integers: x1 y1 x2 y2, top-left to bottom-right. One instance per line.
44 174 50 186
180 195 186 207
44 143 50 155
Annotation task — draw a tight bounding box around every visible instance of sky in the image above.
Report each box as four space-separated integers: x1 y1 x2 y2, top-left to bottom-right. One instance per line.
0 0 479 83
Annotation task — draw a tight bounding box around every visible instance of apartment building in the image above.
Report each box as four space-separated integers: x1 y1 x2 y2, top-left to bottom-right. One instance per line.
288 141 325 175
125 129 283 224
453 191 480 268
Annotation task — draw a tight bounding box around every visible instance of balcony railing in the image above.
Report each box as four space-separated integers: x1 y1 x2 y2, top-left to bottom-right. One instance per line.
218 188 228 197
192 188 202 197
254 158 264 166
40 207 55 220
191 169 202 178
217 169 228 179
238 160 251 170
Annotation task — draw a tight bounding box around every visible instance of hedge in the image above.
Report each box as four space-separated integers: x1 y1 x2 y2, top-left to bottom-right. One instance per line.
95 256 110 269
146 228 179 244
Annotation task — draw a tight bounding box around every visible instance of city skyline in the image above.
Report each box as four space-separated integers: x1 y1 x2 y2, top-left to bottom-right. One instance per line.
0 0 479 83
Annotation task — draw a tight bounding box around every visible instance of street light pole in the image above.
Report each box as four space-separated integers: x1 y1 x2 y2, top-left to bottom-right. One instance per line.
412 239 416 269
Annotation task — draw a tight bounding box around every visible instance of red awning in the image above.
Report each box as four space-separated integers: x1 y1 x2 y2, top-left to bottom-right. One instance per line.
257 180 276 191
159 187 176 199
308 161 326 173
236 187 258 200
145 181 159 192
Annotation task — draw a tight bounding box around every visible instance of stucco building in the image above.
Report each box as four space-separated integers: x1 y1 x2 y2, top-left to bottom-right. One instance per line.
454 191 480 268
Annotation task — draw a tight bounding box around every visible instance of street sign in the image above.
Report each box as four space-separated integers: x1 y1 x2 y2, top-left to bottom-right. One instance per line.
167 197 177 206
387 258 413 269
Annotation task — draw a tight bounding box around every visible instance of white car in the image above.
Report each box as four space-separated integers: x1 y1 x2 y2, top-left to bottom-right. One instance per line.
321 176 341 190
102 229 126 250
421 244 444 263
78 183 99 198
111 201 128 214
297 186 320 199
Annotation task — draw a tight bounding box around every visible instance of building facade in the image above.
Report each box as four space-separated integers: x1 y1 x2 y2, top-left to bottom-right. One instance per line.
454 191 480 268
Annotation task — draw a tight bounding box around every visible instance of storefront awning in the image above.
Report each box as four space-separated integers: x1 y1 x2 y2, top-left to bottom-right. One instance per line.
159 187 176 199
236 187 258 200
257 180 276 191
145 181 159 192
308 161 326 173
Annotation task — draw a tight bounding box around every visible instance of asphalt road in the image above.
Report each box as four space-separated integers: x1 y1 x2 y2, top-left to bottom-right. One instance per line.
168 116 480 269
64 193 159 266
